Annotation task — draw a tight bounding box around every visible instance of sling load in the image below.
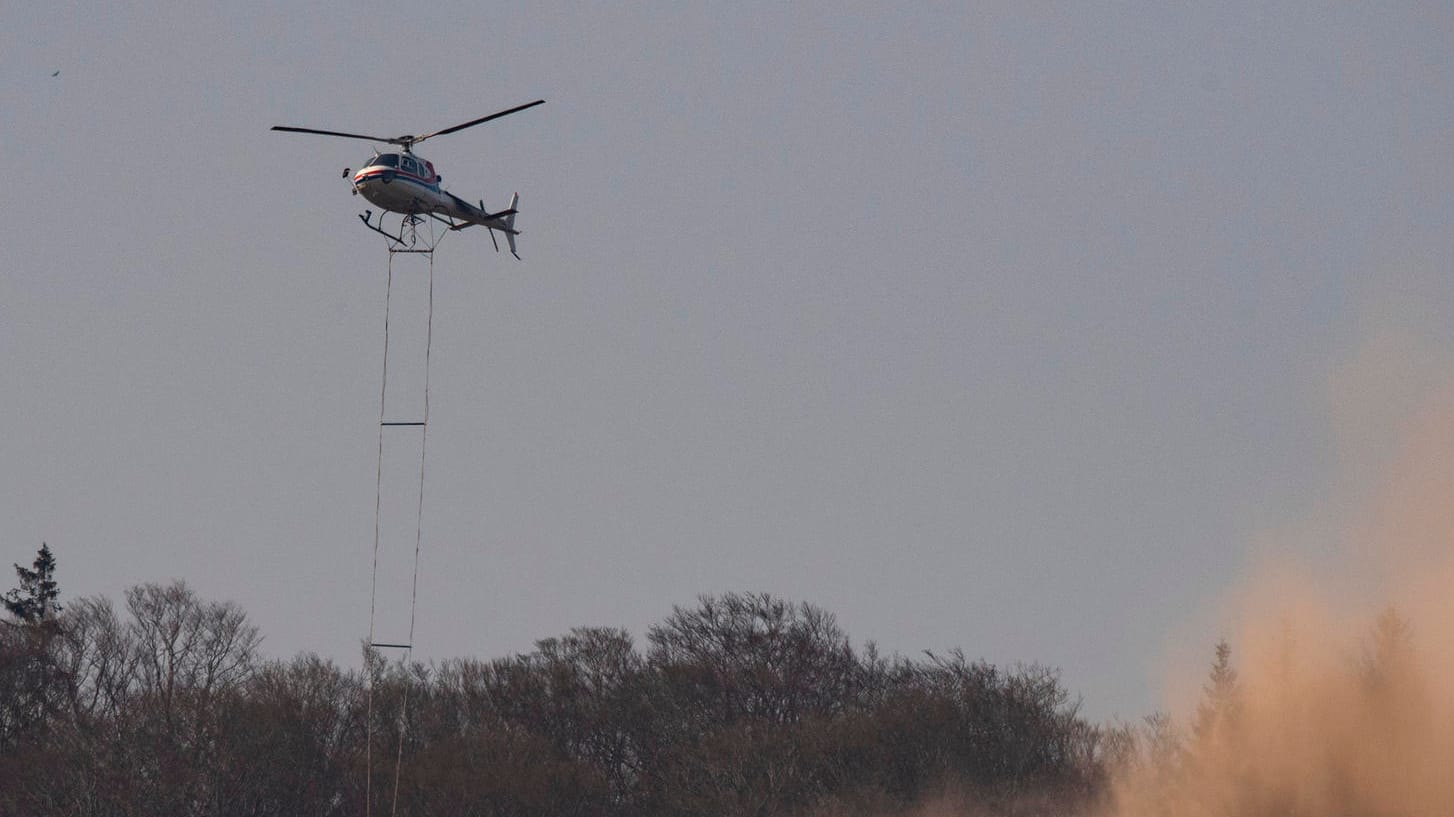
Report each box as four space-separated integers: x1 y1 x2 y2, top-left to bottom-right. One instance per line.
273 98 545 816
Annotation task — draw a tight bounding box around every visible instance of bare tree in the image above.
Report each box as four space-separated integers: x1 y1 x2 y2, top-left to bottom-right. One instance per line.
126 581 260 715
122 580 262 815
51 595 137 723
647 592 862 727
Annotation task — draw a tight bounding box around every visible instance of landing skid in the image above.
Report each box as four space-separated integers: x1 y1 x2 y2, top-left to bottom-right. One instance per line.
358 210 447 254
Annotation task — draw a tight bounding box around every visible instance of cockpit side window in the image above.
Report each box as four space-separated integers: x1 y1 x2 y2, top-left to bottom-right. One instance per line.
371 154 399 168
401 156 419 175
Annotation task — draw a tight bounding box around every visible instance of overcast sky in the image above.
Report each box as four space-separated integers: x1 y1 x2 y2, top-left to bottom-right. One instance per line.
4 3 1453 720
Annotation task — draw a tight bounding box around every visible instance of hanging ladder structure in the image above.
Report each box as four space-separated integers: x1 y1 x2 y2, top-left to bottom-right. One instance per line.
364 221 443 817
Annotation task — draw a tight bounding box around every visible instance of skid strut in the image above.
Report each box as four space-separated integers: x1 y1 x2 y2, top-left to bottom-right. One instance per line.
359 210 445 254
358 210 405 247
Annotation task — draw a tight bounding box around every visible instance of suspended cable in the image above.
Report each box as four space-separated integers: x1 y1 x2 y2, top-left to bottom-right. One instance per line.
365 243 435 817
365 251 395 817
390 251 432 817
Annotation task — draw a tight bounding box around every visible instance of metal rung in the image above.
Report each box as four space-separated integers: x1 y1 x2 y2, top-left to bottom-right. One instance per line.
370 642 412 649
381 421 426 427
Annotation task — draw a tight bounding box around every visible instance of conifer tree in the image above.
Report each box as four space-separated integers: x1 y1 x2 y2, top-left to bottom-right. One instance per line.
3 543 62 624
1362 606 1414 693
1191 639 1239 745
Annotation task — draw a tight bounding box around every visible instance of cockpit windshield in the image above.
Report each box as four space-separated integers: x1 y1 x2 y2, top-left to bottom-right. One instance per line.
369 153 400 168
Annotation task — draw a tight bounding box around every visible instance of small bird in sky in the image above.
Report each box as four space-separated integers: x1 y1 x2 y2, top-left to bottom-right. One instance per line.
52 70 60 77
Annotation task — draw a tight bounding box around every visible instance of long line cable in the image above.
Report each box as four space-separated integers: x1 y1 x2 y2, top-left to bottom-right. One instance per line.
364 244 436 817
365 251 395 817
389 251 433 817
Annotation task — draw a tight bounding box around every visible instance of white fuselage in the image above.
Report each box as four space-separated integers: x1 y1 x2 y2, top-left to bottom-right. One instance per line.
351 152 506 228
352 152 447 214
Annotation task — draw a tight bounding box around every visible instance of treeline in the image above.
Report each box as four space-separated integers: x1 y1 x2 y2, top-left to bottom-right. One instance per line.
2 547 1123 816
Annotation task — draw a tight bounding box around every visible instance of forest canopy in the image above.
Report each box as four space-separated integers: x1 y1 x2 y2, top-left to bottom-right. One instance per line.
6 545 1435 817
1 546 1112 817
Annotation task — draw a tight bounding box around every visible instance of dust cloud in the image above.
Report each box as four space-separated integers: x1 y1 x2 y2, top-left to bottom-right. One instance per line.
1104 331 1454 817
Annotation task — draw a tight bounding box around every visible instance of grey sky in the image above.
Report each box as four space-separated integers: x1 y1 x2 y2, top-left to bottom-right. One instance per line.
4 3 1453 720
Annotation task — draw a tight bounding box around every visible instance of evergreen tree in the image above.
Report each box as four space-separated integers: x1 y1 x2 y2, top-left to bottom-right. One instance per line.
1362 606 1414 693
3 543 62 624
0 544 64 757
1191 639 1239 745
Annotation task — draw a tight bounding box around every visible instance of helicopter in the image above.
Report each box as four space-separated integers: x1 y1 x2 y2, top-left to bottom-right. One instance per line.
272 99 544 256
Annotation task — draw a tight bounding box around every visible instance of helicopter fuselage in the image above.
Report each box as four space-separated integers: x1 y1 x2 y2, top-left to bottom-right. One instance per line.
352 152 444 214
351 152 513 230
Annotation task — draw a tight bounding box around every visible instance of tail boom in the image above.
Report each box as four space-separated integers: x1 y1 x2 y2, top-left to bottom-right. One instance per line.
442 192 522 258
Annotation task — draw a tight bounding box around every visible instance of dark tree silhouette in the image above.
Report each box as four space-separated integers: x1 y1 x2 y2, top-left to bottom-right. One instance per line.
0 585 1114 817
3 543 62 624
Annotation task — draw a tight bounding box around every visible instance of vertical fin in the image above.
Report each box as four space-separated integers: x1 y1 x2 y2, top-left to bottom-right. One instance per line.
505 193 520 259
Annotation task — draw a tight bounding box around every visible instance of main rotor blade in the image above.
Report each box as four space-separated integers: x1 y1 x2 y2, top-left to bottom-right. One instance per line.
271 125 395 143
414 99 545 143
